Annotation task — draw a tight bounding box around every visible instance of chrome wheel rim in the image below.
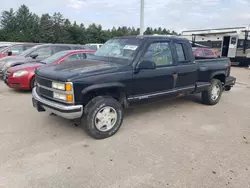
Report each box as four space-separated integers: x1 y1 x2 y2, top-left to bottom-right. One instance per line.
94 106 118 132
211 84 220 100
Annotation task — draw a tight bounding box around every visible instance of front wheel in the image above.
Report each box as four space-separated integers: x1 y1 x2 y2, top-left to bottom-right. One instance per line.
81 96 124 139
202 79 223 105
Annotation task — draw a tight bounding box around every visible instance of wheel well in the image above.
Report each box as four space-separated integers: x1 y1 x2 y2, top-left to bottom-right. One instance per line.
29 76 35 89
82 87 127 108
213 74 225 84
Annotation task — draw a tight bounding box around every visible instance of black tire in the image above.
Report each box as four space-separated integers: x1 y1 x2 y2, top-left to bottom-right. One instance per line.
81 96 123 139
30 77 36 90
224 86 231 91
202 79 223 105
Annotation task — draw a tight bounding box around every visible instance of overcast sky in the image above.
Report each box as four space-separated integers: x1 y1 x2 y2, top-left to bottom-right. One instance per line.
1 0 250 32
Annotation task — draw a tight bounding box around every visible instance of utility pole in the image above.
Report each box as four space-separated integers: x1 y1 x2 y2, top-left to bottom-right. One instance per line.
140 0 145 35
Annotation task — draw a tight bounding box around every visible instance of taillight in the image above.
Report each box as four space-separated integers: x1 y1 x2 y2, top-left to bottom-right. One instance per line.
228 60 232 67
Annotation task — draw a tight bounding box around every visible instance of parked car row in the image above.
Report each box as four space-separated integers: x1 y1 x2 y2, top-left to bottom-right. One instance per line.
0 43 39 59
4 49 95 90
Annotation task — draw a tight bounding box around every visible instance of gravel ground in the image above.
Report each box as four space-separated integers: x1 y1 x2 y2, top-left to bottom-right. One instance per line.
0 67 249 188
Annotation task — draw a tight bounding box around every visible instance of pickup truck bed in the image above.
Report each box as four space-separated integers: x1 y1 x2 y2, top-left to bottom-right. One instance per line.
32 35 236 139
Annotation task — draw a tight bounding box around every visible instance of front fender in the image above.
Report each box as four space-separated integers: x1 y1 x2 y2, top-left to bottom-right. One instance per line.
81 82 126 95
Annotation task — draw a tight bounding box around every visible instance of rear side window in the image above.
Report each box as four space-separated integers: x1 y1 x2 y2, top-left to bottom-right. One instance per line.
175 43 186 61
53 46 71 53
24 45 35 51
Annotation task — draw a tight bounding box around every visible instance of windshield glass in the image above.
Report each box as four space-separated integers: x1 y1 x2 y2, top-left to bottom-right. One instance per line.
19 45 39 56
94 38 142 61
41 51 69 64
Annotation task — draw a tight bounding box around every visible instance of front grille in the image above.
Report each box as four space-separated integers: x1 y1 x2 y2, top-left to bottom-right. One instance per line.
35 75 74 104
36 75 52 88
37 86 53 99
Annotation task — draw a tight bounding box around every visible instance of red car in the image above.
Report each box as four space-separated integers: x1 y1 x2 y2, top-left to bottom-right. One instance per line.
0 43 39 59
192 47 218 59
4 49 95 90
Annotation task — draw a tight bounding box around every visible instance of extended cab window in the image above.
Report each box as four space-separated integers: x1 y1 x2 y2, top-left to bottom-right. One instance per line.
175 43 186 61
143 42 173 66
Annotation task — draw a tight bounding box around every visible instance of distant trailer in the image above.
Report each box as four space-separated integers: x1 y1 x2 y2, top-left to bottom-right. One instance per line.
181 26 250 66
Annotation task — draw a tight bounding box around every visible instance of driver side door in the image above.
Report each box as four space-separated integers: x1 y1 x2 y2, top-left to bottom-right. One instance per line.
130 40 177 102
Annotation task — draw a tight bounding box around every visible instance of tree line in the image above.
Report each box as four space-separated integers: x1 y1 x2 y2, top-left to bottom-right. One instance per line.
0 5 179 44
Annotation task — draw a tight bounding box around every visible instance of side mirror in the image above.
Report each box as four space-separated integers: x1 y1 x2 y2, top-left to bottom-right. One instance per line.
137 60 156 70
30 53 38 59
7 51 12 56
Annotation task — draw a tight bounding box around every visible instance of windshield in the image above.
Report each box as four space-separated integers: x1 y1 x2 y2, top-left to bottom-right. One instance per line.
0 46 8 52
94 38 142 61
41 51 69 64
18 45 39 56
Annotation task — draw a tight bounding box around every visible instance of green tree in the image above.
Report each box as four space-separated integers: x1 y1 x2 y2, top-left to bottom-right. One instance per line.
15 5 38 42
0 8 17 41
0 4 179 44
52 12 64 43
38 14 54 43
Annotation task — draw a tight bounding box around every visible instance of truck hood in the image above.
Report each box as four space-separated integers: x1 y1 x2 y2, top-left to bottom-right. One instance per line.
36 59 122 81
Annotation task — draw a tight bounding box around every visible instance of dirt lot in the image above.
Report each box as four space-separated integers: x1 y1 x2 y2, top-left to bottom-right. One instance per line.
0 67 249 188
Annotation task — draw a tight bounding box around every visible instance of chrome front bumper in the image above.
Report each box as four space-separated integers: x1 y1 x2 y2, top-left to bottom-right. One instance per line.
32 87 83 119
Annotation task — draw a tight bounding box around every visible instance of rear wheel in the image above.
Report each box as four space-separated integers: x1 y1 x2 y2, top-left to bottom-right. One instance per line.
202 79 223 105
81 96 124 139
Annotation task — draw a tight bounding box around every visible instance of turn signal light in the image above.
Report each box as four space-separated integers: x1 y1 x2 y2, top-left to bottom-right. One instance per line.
66 94 73 102
65 83 72 91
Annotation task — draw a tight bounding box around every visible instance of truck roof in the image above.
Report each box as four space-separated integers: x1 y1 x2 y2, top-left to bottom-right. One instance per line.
113 35 189 42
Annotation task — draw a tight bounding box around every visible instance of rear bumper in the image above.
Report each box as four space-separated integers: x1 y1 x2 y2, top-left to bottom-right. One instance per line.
225 76 236 87
32 87 83 120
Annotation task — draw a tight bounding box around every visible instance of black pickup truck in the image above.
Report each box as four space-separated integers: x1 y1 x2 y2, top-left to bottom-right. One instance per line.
32 35 236 139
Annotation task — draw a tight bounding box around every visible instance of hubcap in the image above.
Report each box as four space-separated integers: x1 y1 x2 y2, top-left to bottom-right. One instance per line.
94 106 118 132
211 84 220 100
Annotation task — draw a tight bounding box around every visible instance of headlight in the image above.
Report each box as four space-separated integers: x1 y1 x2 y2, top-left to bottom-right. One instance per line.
13 70 28 77
52 81 72 91
52 81 65 90
53 92 73 102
